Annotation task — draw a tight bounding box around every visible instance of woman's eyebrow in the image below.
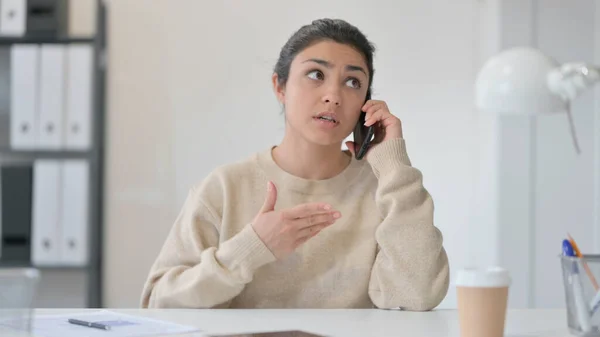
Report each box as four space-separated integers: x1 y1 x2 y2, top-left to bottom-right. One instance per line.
302 58 367 76
345 64 367 76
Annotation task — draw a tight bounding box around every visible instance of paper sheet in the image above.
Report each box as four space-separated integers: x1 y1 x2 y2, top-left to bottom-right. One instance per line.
1 310 200 337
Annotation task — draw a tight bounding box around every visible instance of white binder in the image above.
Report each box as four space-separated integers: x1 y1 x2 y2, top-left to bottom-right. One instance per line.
60 160 89 266
38 45 65 150
65 45 93 150
0 0 26 36
31 160 61 266
10 45 39 150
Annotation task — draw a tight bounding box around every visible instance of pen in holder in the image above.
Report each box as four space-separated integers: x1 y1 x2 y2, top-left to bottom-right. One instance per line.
561 240 600 336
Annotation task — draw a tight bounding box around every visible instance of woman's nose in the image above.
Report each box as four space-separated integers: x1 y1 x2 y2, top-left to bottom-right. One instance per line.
322 93 341 106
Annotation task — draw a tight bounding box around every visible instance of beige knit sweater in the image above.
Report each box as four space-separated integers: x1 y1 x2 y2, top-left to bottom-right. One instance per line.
140 138 449 310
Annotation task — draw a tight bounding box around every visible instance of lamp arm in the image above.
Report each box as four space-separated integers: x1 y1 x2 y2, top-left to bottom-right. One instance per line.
546 63 600 155
547 63 600 102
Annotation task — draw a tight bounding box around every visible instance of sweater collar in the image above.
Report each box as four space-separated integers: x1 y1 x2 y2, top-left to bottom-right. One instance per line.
255 146 369 195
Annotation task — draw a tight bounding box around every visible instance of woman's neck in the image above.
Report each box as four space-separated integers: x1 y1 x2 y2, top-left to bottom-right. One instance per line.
272 132 351 180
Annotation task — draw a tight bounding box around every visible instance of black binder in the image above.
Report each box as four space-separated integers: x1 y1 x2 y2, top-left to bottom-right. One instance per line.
1 165 33 263
26 0 69 37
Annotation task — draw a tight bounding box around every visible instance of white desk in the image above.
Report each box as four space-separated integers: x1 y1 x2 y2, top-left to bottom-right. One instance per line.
6 308 574 337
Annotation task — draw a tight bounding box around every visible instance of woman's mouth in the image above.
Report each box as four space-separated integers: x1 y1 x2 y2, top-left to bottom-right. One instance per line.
312 114 340 130
314 116 338 124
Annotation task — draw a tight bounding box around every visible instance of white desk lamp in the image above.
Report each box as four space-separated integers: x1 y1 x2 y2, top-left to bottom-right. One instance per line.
475 46 600 153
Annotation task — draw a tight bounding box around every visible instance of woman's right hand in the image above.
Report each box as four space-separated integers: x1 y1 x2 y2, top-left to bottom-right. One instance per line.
251 181 341 260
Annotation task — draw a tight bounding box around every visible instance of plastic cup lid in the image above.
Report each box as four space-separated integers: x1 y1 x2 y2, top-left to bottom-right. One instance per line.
456 267 511 288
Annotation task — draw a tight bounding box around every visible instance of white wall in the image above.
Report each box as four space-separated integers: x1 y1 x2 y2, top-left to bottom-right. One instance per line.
488 0 600 309
532 0 599 308
104 0 485 308
104 1 179 308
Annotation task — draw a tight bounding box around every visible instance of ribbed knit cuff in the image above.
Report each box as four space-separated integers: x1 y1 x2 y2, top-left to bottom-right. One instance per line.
215 224 277 273
367 138 412 178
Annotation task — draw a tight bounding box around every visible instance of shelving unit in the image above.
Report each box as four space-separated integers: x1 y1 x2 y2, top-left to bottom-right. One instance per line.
0 37 95 45
0 1 106 308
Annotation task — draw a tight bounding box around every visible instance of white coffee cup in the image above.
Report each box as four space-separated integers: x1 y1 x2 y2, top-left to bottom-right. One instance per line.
456 267 511 337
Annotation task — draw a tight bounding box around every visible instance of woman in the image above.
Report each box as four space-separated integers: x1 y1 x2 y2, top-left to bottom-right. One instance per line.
141 18 449 310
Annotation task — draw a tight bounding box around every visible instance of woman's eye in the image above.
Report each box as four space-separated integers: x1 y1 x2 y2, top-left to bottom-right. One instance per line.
307 70 324 81
346 78 361 89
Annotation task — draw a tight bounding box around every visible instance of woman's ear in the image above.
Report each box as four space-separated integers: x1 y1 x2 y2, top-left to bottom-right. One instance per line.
272 73 285 104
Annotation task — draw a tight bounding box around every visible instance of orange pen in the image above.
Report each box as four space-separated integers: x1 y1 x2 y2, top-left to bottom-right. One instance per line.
568 233 600 291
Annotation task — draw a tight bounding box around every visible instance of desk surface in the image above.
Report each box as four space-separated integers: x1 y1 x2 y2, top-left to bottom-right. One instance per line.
5 308 569 337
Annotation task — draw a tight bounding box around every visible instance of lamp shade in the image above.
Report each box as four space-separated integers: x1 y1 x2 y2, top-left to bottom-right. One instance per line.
475 47 567 115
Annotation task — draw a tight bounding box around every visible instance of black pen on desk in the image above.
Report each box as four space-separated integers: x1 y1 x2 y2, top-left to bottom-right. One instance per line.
68 318 111 331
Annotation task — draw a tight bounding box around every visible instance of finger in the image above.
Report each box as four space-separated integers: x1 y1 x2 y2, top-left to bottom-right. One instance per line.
366 109 398 128
282 203 333 219
365 104 389 122
363 103 384 120
362 99 383 111
361 100 376 111
364 101 387 114
296 222 333 242
377 113 400 130
364 109 386 127
291 212 340 229
372 124 386 144
345 141 356 156
259 181 277 213
295 233 314 246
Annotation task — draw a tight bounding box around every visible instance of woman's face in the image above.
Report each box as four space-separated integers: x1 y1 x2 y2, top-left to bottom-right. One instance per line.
274 40 370 147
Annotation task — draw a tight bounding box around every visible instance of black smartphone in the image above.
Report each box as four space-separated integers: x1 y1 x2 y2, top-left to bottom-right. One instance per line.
353 92 375 160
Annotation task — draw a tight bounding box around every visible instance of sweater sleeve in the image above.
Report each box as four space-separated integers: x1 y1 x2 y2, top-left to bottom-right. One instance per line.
366 138 449 311
140 181 277 308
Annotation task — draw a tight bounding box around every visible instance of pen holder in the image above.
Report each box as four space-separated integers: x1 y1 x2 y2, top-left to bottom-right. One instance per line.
0 268 40 335
561 255 600 336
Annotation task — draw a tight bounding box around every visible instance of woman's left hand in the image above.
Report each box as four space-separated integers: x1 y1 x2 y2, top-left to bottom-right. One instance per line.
345 100 403 158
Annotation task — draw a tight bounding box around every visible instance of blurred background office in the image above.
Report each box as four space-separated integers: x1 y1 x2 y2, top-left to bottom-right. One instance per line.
0 0 598 310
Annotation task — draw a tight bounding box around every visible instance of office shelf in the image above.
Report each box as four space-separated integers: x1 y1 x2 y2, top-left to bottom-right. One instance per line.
0 36 94 45
0 262 91 270
0 1 107 308
0 149 96 160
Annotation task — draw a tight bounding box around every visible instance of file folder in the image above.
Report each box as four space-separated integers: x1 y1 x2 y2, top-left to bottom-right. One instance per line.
38 45 65 150
26 0 69 37
0 165 33 263
65 44 93 150
60 160 89 265
0 47 11 148
31 160 61 266
10 45 40 150
0 0 26 36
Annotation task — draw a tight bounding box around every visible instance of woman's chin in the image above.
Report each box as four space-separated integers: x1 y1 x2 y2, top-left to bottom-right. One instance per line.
306 134 347 148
